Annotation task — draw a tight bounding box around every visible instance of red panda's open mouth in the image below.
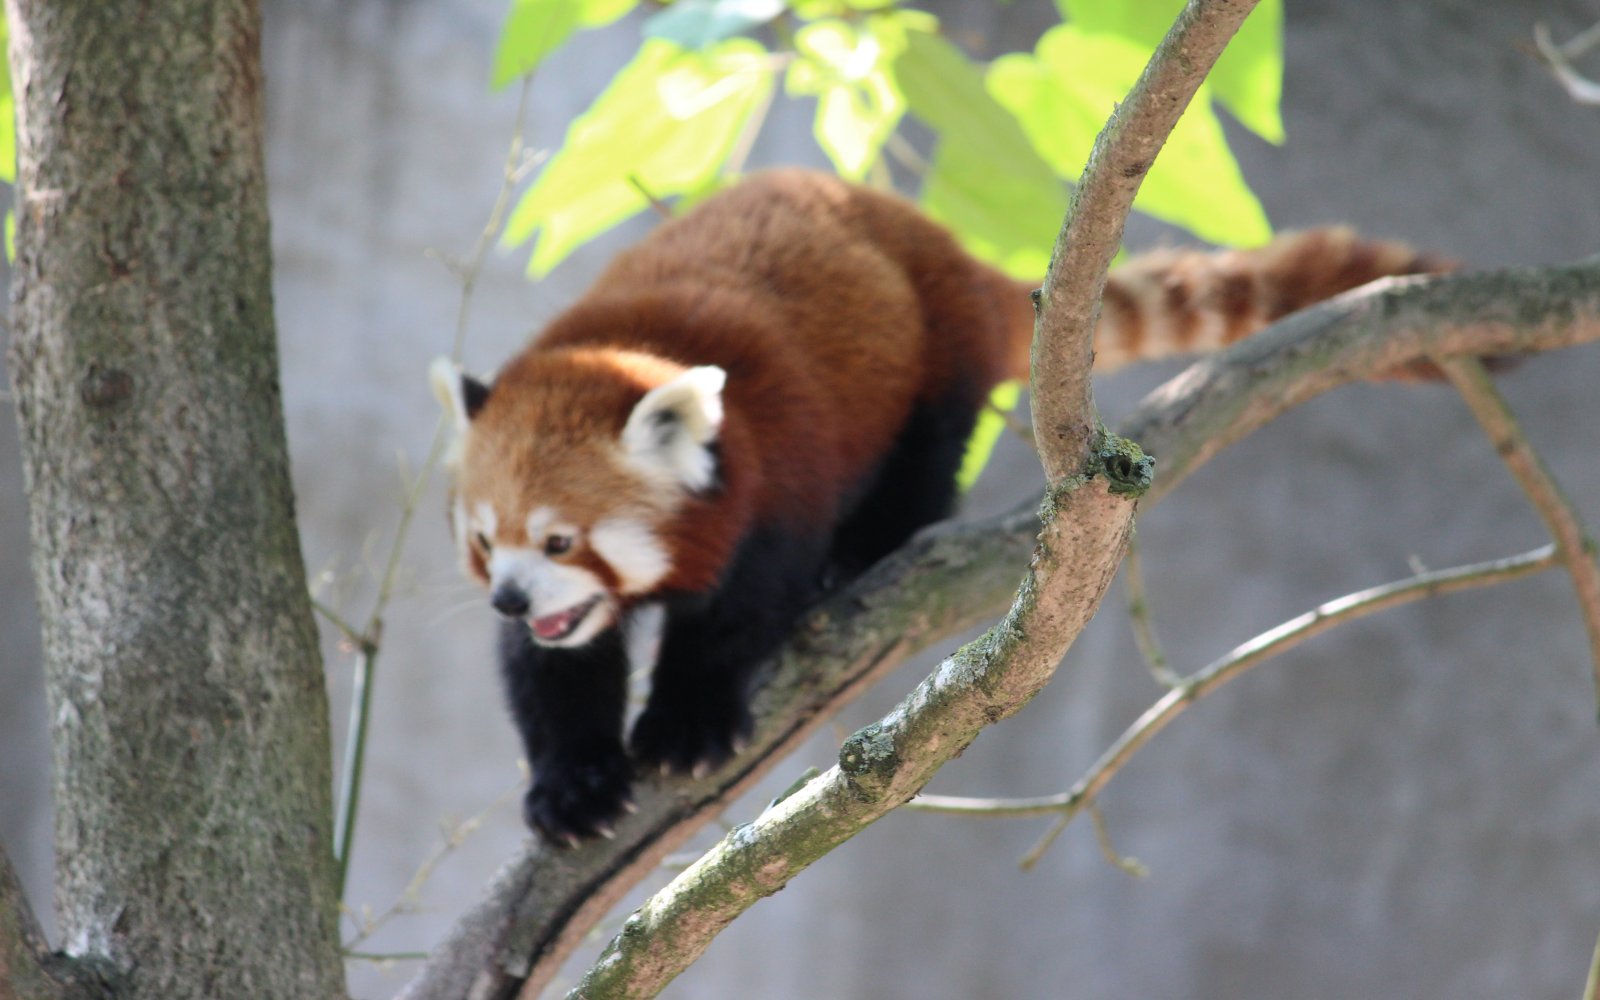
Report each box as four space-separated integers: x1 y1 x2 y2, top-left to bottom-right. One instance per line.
529 596 602 642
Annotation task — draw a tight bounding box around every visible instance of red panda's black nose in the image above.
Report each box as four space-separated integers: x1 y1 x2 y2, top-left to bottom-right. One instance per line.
490 585 530 619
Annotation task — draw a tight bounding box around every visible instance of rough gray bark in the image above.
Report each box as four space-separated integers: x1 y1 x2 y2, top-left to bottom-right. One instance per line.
3 2 346 998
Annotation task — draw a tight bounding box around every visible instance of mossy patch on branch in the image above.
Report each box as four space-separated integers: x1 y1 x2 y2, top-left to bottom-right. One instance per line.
1088 428 1154 497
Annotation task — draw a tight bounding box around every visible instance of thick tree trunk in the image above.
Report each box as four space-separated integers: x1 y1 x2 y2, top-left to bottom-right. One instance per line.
4 2 346 998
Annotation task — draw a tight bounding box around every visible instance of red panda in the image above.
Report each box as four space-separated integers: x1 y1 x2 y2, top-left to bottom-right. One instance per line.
432 168 1443 845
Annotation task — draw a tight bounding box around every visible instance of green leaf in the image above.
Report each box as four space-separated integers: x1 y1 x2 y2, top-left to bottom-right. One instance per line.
645 0 785 49
1056 0 1283 143
503 38 775 276
785 20 903 180
0 11 12 185
787 0 896 16
893 28 1067 278
957 380 1023 491
988 24 1269 247
492 0 639 89
1210 0 1283 143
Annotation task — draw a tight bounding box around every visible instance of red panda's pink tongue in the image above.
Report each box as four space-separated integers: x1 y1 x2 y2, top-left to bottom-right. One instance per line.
531 609 577 640
530 598 596 640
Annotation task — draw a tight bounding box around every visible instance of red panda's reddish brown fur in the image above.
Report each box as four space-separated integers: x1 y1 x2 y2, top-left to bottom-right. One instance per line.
473 170 1040 594
441 168 1454 844
470 173 1445 592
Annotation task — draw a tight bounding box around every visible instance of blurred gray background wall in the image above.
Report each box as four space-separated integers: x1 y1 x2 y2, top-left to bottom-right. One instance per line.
5 1 1600 998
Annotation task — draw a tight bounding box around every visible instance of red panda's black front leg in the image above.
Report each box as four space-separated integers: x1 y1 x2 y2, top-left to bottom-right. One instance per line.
498 619 634 845
631 524 829 777
628 613 760 779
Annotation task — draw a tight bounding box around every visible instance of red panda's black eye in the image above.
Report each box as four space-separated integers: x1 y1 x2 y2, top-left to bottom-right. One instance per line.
544 533 573 556
474 531 492 552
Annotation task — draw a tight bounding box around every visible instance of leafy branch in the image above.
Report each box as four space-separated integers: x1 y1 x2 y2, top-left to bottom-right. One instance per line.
491 0 1284 280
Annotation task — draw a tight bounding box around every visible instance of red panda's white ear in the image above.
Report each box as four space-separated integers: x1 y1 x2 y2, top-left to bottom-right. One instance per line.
621 365 725 491
429 357 490 431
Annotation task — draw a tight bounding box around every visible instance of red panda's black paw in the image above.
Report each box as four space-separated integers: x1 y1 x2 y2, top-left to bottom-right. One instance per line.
629 699 753 780
523 756 635 847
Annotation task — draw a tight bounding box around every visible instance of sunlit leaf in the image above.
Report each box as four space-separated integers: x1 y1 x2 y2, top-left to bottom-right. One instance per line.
957 380 1023 491
1056 0 1283 142
989 24 1269 247
894 28 1066 277
645 0 784 49
502 38 775 276
785 20 903 180
787 0 896 16
0 11 12 185
493 0 640 89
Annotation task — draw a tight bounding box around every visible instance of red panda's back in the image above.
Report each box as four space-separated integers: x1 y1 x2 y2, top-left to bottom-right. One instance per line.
568 171 1030 499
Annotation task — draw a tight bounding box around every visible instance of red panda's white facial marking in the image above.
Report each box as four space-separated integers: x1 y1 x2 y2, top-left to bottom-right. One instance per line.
589 517 670 595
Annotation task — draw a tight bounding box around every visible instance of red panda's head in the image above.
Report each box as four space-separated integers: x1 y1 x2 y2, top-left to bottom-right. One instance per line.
430 349 726 647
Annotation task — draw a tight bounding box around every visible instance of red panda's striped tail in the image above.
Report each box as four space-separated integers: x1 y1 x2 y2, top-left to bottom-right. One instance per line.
1088 227 1454 373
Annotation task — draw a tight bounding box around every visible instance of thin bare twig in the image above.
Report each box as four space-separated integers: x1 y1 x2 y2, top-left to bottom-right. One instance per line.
331 77 537 899
1584 922 1600 1000
1123 531 1179 687
1533 22 1600 106
628 176 674 220
344 783 520 953
903 547 1559 858
1087 803 1148 878
1436 357 1600 715
1014 544 1560 869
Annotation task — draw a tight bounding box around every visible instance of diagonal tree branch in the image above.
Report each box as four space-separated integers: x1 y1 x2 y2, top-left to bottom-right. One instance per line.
1 841 64 1000
565 451 1147 999
1 843 112 1000
1435 357 1600 712
555 1 1259 995
1126 261 1600 504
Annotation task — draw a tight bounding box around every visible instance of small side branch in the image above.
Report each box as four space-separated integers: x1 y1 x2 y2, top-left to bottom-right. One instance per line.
903 547 1559 865
1030 0 1260 482
1 844 108 1000
1584 922 1600 1000
1018 544 1560 868
1436 357 1600 714
1533 21 1600 106
1122 533 1178 687
332 78 538 897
